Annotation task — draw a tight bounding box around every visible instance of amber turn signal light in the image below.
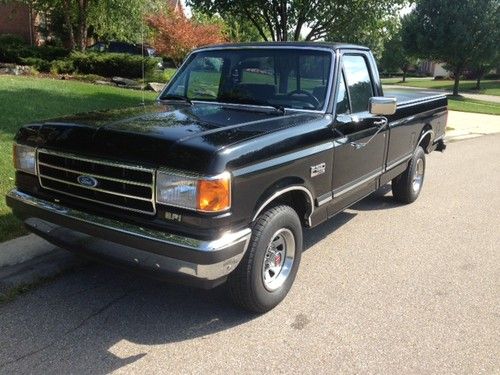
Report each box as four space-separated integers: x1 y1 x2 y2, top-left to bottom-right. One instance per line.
197 174 231 212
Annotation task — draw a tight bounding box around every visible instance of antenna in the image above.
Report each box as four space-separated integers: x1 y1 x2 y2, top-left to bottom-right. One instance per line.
140 6 146 106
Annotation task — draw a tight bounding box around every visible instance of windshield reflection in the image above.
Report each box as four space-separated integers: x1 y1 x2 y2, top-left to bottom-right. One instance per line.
161 48 332 111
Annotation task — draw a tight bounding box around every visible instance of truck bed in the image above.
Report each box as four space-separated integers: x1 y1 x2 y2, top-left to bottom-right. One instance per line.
384 87 446 107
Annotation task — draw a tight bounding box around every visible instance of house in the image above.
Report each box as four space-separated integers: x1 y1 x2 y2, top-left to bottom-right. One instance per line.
0 1 41 46
419 61 450 78
1 0 184 47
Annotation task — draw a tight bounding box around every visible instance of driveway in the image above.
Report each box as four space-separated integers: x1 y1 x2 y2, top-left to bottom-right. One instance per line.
0 134 499 374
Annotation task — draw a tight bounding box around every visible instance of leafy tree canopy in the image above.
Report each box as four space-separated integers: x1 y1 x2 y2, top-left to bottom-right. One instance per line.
380 20 418 82
188 0 407 42
402 0 499 95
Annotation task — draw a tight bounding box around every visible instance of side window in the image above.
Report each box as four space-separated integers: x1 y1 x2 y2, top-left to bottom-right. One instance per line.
342 55 373 113
335 72 350 114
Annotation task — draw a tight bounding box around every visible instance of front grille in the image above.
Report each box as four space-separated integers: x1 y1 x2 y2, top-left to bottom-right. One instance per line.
37 149 156 215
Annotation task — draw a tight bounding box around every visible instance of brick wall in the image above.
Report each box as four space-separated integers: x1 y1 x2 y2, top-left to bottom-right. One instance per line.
0 2 34 45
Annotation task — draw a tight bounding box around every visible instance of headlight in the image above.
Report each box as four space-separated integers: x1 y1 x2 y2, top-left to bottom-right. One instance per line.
156 171 231 212
13 144 37 175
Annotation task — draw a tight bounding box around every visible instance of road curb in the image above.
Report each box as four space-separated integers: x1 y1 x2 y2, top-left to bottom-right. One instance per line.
0 234 85 300
0 233 55 268
0 248 84 298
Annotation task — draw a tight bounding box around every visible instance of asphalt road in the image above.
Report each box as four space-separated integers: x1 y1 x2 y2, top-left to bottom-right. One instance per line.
0 134 499 374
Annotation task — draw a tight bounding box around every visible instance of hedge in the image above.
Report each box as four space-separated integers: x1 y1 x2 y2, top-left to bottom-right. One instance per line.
0 35 69 64
70 52 160 78
0 35 161 78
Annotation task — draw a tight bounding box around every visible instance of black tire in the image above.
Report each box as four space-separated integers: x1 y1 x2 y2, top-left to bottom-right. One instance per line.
228 205 303 313
392 146 426 204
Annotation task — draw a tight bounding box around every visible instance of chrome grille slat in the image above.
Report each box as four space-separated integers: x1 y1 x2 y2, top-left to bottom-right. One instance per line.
37 149 156 215
39 175 153 202
38 162 152 187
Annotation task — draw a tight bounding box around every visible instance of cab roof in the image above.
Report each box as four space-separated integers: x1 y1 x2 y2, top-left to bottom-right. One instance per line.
195 41 369 52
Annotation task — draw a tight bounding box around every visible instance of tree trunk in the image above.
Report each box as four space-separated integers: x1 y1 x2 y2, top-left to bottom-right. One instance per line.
476 75 481 90
453 69 461 96
62 0 75 50
402 69 407 83
77 0 88 51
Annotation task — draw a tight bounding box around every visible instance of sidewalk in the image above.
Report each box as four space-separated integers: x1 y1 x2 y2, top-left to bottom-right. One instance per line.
389 84 500 104
446 110 500 141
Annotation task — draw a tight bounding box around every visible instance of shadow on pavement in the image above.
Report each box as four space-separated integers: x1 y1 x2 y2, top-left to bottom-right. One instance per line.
0 188 399 373
351 184 401 211
0 265 255 373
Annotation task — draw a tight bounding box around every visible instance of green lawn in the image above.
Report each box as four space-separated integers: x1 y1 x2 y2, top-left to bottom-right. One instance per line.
0 75 157 243
382 78 500 96
447 96 500 115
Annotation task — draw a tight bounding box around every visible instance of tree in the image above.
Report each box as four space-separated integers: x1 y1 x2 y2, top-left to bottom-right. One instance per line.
191 10 265 42
402 0 500 96
147 6 226 66
380 28 417 82
324 6 401 60
2 0 170 50
188 0 407 42
87 0 168 43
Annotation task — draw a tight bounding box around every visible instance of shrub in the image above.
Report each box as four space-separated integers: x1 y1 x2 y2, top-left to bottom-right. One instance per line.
484 73 499 80
70 52 160 78
0 35 69 64
146 68 177 83
0 34 25 48
0 34 27 63
35 46 69 61
20 57 52 73
51 59 75 74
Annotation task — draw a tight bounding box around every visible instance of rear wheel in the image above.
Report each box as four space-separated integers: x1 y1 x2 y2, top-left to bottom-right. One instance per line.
228 205 302 313
392 146 426 204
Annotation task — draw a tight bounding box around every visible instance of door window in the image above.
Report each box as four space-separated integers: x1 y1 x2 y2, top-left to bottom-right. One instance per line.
335 72 350 114
342 55 373 113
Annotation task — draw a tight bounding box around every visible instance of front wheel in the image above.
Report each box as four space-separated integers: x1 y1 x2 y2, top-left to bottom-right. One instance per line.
228 205 303 313
392 146 426 204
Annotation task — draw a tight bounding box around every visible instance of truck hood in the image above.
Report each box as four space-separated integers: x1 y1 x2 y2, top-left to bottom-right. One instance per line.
16 103 325 173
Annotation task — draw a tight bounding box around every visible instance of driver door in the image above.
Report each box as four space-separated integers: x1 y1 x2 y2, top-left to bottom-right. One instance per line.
330 54 388 208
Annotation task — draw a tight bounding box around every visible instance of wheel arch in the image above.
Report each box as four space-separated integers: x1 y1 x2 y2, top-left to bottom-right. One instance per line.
252 179 314 227
418 125 434 154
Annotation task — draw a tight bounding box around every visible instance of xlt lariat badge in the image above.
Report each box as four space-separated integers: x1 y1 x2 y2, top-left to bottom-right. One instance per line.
310 163 326 177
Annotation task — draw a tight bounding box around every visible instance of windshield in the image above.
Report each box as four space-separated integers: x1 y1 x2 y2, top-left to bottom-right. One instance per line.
161 48 332 111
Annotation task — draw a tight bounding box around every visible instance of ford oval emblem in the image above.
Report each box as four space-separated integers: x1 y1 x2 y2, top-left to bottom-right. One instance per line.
77 175 98 188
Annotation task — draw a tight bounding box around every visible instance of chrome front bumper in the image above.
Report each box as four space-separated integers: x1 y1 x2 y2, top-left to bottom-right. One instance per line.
6 189 251 288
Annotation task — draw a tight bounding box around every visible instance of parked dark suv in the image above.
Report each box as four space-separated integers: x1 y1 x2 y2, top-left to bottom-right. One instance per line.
89 41 157 57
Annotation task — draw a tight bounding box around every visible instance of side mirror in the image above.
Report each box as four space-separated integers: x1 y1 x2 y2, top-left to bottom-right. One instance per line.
369 97 397 116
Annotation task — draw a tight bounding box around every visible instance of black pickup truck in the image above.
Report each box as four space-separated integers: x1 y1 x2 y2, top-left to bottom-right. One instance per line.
7 43 447 312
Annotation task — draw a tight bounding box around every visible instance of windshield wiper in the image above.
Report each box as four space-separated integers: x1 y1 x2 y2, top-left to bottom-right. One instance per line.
218 97 287 115
268 103 286 115
160 94 192 105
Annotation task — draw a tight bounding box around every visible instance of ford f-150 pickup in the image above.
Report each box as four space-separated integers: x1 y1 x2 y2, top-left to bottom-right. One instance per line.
7 42 447 312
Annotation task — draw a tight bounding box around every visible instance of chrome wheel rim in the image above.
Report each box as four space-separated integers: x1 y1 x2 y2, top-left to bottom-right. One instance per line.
412 158 424 193
262 228 295 292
